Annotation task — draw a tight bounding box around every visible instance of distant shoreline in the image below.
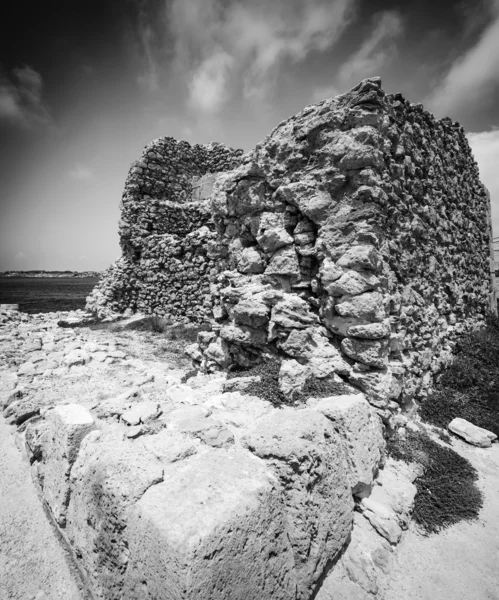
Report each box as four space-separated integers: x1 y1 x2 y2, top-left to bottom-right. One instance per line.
0 271 101 278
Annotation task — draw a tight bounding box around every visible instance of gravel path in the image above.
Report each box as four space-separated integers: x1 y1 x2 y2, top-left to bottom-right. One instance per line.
0 416 86 600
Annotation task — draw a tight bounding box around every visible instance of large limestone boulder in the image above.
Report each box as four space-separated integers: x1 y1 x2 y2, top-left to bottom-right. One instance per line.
243 408 353 599
41 404 97 526
122 449 296 600
308 393 385 496
66 428 164 599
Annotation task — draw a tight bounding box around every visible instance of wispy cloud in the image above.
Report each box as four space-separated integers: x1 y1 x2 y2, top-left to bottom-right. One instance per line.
168 0 358 114
338 11 403 83
136 22 160 92
0 65 52 128
428 0 499 117
312 10 403 102
68 164 94 181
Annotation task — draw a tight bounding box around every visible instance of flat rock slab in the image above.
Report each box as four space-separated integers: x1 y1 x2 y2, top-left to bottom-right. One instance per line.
448 418 497 448
123 449 296 600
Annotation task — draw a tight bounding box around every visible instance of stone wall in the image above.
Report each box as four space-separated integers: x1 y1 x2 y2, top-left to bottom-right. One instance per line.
191 78 494 409
86 138 243 322
89 78 494 409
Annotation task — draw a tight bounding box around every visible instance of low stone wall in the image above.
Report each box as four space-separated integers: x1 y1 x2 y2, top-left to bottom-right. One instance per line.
86 138 243 322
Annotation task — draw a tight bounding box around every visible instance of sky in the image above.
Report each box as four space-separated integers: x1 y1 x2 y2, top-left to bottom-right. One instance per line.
1 0 499 271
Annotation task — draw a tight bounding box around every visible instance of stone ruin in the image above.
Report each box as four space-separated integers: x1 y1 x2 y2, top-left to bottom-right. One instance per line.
5 76 494 600
88 76 495 411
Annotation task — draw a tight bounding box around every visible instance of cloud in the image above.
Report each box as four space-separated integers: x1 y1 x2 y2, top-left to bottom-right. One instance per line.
68 164 94 181
188 50 234 113
168 0 358 113
338 11 403 82
15 251 25 260
312 10 404 102
428 1 499 117
0 65 52 128
311 10 403 102
136 22 160 92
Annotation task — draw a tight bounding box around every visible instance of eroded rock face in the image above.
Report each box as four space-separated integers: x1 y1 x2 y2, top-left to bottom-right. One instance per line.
308 394 385 497
243 408 354 599
122 449 296 600
66 428 164 599
41 404 97 526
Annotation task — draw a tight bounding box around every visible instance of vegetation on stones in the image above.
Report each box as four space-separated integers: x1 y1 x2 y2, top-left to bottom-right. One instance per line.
227 358 351 408
420 313 499 436
387 429 483 534
125 316 210 340
181 369 199 383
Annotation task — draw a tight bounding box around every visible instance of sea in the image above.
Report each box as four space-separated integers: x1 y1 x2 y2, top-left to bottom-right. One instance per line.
0 277 100 314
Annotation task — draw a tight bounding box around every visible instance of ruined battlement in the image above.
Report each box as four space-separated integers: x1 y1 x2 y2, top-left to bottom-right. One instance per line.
87 77 494 408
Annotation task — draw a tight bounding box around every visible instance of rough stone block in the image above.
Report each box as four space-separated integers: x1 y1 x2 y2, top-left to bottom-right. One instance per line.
66 428 164 599
42 404 97 526
341 337 389 368
243 408 353 599
122 449 296 600
308 394 385 496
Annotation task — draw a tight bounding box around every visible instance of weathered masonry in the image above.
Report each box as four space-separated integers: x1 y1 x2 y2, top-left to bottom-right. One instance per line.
88 77 495 408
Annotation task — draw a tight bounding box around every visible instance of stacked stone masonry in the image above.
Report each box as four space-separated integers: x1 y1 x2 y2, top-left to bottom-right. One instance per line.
88 77 494 408
87 139 243 322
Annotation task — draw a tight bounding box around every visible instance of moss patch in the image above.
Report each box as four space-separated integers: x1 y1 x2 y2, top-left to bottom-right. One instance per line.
420 313 499 436
387 429 483 534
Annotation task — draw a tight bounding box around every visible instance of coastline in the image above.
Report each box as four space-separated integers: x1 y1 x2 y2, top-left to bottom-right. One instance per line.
0 271 101 278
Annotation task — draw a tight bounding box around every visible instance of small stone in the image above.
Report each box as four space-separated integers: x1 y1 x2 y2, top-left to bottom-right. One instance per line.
126 425 145 439
63 349 89 367
122 402 161 426
448 418 497 447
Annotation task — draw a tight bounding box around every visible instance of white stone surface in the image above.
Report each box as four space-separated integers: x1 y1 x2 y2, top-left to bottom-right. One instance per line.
448 418 497 448
123 449 296 600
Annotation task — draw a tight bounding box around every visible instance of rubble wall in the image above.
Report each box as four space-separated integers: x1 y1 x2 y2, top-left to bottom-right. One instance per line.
88 78 493 408
86 138 243 322
192 78 493 408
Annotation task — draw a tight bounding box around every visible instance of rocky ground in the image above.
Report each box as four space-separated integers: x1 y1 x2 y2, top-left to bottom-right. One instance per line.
0 304 498 599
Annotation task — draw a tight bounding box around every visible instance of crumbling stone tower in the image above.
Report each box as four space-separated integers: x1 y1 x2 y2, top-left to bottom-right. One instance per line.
88 77 494 409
